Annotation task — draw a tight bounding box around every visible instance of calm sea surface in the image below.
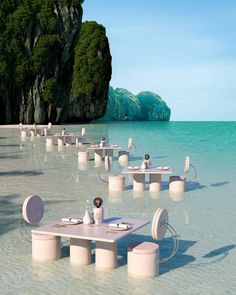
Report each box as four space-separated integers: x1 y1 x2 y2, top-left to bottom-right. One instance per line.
0 122 236 295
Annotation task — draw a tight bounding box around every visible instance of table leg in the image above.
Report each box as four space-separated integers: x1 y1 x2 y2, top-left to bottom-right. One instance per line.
32 233 61 261
105 149 113 163
133 173 145 192
57 137 64 146
149 174 161 192
70 238 91 265
95 241 117 269
65 136 71 145
94 149 103 162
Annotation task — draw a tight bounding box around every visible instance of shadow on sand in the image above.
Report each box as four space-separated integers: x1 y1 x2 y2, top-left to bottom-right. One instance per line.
0 170 43 177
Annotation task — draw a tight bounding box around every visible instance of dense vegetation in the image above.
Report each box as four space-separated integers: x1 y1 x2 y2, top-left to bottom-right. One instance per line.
69 21 112 121
0 0 86 124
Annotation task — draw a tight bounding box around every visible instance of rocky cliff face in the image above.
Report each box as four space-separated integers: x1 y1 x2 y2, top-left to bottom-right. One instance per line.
0 1 84 124
69 21 112 122
101 87 171 121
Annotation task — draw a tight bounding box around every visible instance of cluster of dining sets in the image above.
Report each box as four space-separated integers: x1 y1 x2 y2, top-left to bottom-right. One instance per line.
19 123 187 194
19 124 181 278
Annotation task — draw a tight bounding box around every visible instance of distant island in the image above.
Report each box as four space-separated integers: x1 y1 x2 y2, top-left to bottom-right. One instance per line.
0 1 170 124
100 87 171 121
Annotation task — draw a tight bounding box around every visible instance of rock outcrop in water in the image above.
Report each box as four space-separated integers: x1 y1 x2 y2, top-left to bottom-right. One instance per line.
0 2 111 124
101 87 171 121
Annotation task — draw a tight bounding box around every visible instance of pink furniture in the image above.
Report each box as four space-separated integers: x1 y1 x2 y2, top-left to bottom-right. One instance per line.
53 133 83 146
108 175 125 191
122 167 172 192
22 195 61 262
169 175 186 193
127 208 179 278
78 151 89 162
169 156 197 193
31 217 149 269
88 144 121 162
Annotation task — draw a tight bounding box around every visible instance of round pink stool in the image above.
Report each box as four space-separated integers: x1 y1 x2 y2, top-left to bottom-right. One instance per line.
128 242 159 278
108 175 125 191
21 130 27 138
118 151 129 163
30 130 35 137
127 208 179 279
169 176 186 193
32 233 61 261
78 151 89 162
46 137 53 147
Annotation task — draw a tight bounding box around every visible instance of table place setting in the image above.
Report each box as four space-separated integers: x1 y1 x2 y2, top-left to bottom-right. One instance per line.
52 217 83 228
107 221 133 232
128 166 139 170
157 166 170 171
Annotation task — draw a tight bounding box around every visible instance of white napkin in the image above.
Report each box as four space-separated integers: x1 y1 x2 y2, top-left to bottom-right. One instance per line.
61 218 82 224
109 223 132 229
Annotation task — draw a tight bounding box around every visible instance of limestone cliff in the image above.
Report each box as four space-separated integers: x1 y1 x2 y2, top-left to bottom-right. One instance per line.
0 1 84 124
69 21 112 122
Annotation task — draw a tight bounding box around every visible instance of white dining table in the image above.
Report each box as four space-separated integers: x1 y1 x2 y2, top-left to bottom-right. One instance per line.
122 167 172 192
32 216 149 269
87 144 121 162
52 133 83 146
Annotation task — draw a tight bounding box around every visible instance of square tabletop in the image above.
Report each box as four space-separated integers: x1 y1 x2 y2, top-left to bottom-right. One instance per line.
32 216 149 243
122 167 172 175
52 133 82 138
87 144 121 150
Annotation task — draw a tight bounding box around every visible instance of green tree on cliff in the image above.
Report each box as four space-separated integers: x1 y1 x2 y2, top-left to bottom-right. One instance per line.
0 0 84 124
71 21 112 121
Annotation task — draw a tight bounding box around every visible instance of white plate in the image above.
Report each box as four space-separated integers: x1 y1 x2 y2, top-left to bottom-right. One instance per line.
111 144 119 147
128 166 139 170
61 221 80 225
157 166 169 170
108 226 132 231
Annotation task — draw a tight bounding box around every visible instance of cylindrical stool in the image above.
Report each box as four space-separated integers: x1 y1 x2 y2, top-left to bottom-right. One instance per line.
118 151 129 163
57 137 64 146
149 174 161 192
128 242 159 278
70 238 91 265
169 176 186 193
21 130 27 138
78 151 89 162
43 128 48 136
30 130 35 137
109 175 125 191
32 233 61 261
96 241 117 269
46 137 53 147
94 150 103 162
133 174 145 192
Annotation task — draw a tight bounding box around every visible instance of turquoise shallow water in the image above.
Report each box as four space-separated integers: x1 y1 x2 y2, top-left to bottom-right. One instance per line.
0 122 236 295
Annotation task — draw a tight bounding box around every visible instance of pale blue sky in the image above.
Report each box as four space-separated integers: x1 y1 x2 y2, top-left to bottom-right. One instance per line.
82 0 236 120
